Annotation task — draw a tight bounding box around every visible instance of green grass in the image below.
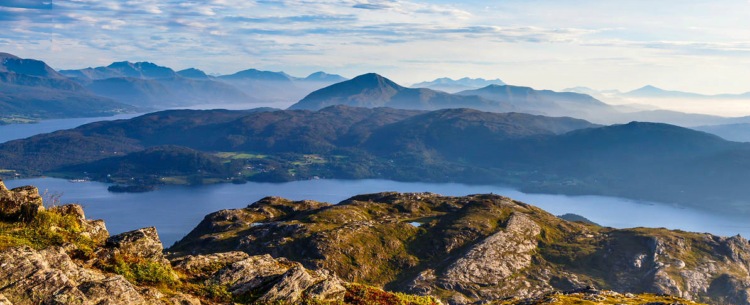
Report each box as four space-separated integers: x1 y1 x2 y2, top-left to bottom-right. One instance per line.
98 254 179 286
0 209 98 258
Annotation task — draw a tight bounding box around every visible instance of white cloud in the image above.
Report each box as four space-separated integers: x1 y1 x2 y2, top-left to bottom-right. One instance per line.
2 0 750 94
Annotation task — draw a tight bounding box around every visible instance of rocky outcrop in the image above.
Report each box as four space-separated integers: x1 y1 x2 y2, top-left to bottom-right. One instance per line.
171 192 746 305
439 213 544 299
49 203 109 244
102 227 169 264
173 252 347 303
0 186 714 305
0 246 148 305
0 179 44 222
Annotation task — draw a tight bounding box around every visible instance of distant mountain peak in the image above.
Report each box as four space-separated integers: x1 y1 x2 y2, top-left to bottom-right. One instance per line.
0 52 65 79
0 52 21 60
632 85 664 92
411 77 505 93
623 85 706 99
177 68 209 79
106 61 133 68
60 61 177 80
219 68 292 81
348 73 401 88
304 71 347 82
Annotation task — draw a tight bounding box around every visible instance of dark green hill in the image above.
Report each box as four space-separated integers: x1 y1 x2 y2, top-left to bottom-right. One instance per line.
60 145 231 183
2 106 750 213
362 108 596 167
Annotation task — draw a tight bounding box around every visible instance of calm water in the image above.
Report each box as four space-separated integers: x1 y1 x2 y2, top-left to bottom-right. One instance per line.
0 114 142 144
4 178 749 247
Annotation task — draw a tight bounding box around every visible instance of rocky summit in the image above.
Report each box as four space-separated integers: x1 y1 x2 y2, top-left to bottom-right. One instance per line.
0 179 715 304
171 192 750 305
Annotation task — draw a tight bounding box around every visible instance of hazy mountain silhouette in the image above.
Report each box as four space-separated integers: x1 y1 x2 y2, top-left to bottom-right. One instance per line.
0 53 135 121
59 61 178 80
290 73 510 112
176 68 210 79
61 61 253 107
304 71 348 82
456 84 612 118
412 77 505 93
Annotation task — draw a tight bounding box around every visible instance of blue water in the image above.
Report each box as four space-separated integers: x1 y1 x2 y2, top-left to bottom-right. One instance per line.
0 114 142 144
4 178 749 248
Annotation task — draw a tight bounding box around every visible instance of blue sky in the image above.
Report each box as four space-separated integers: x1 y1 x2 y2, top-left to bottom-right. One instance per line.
1 0 750 94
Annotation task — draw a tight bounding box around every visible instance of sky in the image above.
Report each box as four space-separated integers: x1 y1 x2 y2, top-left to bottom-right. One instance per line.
1 0 750 94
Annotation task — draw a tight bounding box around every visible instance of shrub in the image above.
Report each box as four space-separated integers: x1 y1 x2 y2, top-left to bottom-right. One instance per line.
99 254 178 286
0 209 97 257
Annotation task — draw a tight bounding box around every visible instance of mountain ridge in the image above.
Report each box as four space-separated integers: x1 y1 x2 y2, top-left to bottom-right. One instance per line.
289 73 512 112
170 192 749 304
0 179 711 304
412 77 505 93
0 53 137 122
2 106 750 214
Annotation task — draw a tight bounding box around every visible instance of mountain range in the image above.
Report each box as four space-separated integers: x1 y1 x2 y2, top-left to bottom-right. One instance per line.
411 77 505 92
289 73 512 112
622 85 750 99
292 73 750 127
0 52 351 122
0 53 135 123
2 106 750 215
60 61 348 106
567 85 750 100
5 52 750 129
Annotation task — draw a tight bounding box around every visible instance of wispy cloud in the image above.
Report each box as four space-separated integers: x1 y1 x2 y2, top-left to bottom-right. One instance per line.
1 0 750 94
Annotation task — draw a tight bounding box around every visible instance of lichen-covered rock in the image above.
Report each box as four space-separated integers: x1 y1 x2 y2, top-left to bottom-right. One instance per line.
0 294 12 305
306 269 348 301
0 181 44 222
77 276 148 305
214 254 293 295
208 254 346 303
171 251 251 278
441 213 541 288
103 227 167 263
0 246 155 305
50 204 109 244
171 192 750 305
